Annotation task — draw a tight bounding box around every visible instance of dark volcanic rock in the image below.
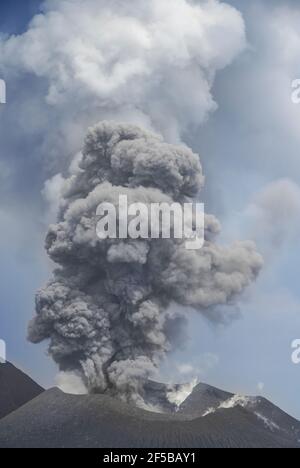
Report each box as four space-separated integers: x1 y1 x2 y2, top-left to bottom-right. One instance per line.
239 396 300 446
0 387 298 448
0 366 299 448
143 380 180 413
178 382 233 418
0 362 44 420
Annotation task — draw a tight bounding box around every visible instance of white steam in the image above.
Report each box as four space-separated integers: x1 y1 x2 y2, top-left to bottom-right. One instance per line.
167 379 198 408
55 371 88 395
0 0 246 176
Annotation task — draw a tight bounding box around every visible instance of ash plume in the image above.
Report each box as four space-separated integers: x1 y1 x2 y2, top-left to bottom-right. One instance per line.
28 121 263 405
0 0 246 182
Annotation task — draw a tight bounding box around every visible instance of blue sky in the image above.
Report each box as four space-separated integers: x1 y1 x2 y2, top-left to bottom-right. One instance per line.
0 1 41 33
0 0 299 419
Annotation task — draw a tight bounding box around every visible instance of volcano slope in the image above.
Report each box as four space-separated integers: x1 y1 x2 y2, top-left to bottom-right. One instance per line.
0 381 299 448
0 362 43 420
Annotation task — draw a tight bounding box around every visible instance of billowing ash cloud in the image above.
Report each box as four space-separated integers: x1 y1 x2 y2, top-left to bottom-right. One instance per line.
28 121 263 404
0 0 245 189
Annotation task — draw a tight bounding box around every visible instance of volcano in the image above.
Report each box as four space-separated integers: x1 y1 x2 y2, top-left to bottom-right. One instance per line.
0 371 299 448
0 362 43 420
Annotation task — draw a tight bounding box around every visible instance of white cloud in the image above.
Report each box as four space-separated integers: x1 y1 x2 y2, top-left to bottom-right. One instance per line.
55 371 87 395
0 0 245 184
257 382 265 393
161 351 220 384
42 173 65 222
244 179 300 255
203 1 300 183
176 353 220 379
